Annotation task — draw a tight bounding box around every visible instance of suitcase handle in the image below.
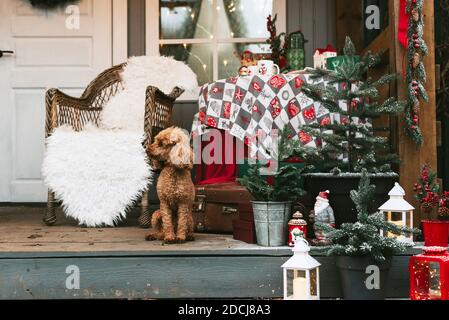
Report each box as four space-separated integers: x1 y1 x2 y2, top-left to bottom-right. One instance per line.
222 206 238 215
193 194 206 212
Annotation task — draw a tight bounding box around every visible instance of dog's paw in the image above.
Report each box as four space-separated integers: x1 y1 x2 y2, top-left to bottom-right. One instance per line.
145 233 160 241
175 236 187 244
163 236 177 244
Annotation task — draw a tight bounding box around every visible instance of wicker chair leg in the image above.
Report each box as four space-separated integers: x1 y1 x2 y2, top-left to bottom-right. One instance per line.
44 191 57 226
139 191 151 228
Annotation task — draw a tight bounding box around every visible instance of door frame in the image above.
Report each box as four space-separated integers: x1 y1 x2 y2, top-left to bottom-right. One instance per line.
112 0 128 65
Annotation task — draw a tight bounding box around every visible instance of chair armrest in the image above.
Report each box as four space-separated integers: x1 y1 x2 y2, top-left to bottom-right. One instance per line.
45 88 102 136
143 86 185 149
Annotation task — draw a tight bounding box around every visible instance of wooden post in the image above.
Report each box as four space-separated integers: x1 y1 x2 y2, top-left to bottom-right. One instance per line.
335 0 363 53
389 0 437 224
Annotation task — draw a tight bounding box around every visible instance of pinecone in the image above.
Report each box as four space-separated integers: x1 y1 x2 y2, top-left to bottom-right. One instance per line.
413 102 420 114
420 202 433 213
438 206 449 217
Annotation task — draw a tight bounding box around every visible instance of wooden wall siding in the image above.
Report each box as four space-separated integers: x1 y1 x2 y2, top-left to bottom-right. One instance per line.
335 0 363 53
171 102 200 132
127 0 146 57
287 0 337 66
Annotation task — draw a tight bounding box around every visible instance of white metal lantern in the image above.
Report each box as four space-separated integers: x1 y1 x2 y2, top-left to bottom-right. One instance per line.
281 238 321 300
379 182 415 244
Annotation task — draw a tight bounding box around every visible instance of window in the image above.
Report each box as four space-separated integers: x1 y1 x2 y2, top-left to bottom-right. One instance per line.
146 0 286 99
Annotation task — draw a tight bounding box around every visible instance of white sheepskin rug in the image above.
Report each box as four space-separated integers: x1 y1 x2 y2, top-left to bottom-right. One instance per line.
42 125 151 227
42 56 198 226
101 55 198 131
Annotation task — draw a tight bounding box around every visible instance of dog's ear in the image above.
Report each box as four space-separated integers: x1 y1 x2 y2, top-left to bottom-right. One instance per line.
169 129 181 145
169 141 193 170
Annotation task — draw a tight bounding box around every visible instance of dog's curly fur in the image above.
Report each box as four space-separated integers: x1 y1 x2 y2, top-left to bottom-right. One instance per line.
145 127 195 244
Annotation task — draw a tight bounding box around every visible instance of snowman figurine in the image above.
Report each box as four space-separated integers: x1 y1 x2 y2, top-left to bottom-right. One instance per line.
310 190 335 246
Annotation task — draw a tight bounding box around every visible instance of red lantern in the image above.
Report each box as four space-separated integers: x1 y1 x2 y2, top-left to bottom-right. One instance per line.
409 247 449 300
288 211 307 247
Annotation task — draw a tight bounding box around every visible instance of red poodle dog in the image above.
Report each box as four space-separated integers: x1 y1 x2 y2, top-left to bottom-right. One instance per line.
145 127 195 244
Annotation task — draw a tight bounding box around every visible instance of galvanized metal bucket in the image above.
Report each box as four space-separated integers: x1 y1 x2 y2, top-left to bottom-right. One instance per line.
251 201 292 247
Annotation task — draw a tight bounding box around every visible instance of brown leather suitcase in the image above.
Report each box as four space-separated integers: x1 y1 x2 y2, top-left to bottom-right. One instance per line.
193 182 253 233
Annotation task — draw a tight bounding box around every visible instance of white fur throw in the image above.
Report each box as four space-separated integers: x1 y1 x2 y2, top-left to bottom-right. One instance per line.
42 125 152 227
101 56 198 131
42 56 197 226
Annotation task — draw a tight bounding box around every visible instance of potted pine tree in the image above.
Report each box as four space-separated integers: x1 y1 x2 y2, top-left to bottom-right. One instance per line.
414 164 449 247
297 37 404 225
315 169 419 300
238 164 306 246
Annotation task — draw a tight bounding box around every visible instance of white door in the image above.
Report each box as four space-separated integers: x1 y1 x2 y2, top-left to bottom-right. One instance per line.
0 0 113 202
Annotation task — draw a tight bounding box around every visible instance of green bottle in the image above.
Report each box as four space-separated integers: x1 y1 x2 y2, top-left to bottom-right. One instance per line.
286 31 307 71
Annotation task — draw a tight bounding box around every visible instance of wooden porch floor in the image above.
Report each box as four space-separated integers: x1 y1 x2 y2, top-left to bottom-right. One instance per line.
0 207 266 255
0 207 417 299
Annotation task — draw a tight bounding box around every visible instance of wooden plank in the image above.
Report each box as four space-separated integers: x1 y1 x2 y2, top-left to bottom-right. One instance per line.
0 209 422 299
301 0 316 66
287 0 301 33
0 209 425 258
389 0 438 224
361 26 390 57
335 0 363 53
0 255 412 299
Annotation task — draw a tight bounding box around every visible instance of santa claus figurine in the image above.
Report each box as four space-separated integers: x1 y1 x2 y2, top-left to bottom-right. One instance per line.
310 190 335 246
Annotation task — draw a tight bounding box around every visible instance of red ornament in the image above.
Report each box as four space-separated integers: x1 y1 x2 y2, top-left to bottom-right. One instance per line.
409 248 449 300
288 211 307 247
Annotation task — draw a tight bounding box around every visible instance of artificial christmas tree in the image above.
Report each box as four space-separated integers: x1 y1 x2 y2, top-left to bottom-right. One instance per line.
298 36 405 174
299 36 404 225
301 37 404 173
315 169 419 299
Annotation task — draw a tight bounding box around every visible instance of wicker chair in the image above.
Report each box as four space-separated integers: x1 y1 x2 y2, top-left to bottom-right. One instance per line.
43 63 185 227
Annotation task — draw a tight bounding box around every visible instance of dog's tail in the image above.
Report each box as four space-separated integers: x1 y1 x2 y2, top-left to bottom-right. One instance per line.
151 209 163 232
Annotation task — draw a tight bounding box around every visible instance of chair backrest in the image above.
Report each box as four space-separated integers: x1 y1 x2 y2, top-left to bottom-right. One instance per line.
81 63 125 109
80 63 183 146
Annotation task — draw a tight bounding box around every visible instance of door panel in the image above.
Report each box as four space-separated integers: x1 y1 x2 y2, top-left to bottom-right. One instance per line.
0 0 113 202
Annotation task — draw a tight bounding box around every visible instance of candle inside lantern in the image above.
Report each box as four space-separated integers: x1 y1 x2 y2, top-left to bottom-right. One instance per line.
429 262 442 299
293 276 307 299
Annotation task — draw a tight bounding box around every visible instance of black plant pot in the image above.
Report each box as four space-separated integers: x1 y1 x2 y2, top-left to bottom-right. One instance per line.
336 256 392 300
303 174 398 227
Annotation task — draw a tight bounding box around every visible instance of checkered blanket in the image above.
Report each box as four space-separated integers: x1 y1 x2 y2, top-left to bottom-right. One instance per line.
191 73 363 158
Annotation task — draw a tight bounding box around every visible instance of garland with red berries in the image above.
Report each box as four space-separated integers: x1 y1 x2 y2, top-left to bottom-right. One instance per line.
404 0 428 145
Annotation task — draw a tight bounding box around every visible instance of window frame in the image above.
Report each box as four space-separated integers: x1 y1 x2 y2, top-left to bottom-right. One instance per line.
146 0 287 101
